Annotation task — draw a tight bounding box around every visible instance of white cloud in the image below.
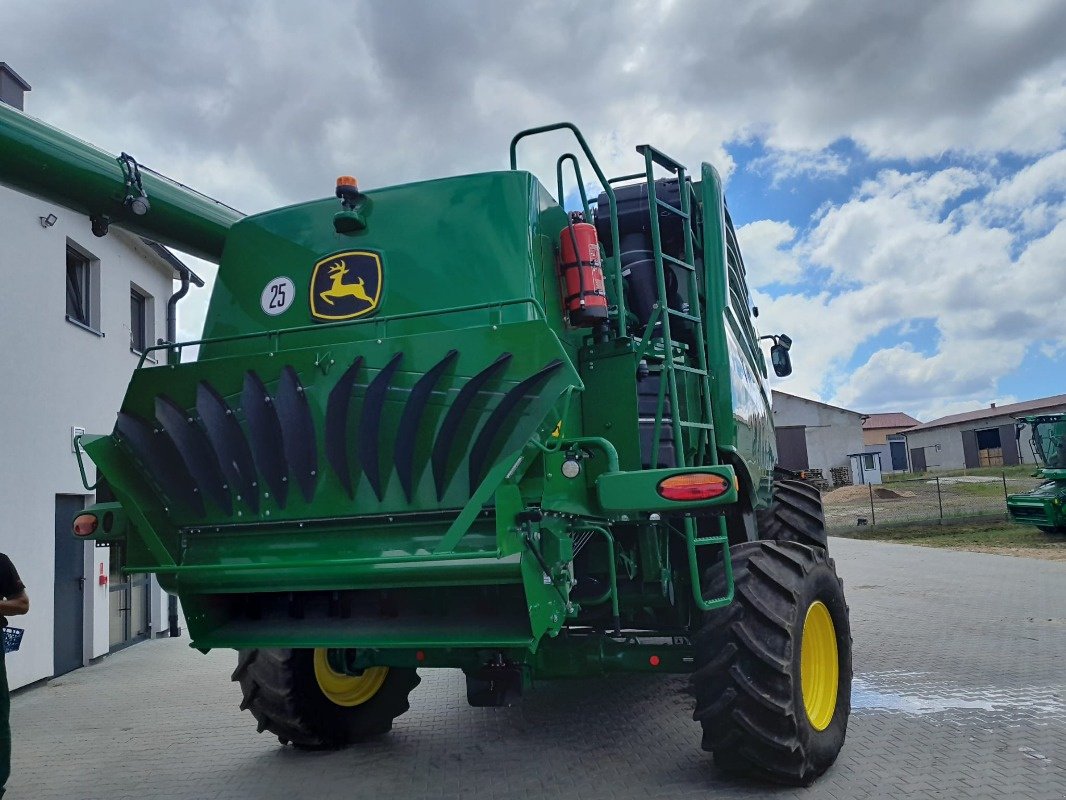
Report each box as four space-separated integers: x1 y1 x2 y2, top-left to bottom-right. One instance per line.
737 220 803 287
754 161 1066 420
750 147 849 186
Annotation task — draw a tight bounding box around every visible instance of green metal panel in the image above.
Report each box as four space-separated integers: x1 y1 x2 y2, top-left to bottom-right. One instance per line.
699 164 774 509
197 171 574 353
0 103 240 262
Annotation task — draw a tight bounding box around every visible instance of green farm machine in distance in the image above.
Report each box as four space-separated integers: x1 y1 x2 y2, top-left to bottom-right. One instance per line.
0 106 852 785
1007 414 1066 534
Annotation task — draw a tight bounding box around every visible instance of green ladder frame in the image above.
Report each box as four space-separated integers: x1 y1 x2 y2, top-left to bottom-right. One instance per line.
632 144 732 613
510 124 733 613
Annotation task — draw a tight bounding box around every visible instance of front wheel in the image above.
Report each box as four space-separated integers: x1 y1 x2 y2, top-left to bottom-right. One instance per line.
691 541 852 785
232 648 420 748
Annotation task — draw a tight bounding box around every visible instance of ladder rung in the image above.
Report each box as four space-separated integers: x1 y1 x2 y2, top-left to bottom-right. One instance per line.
693 535 728 546
661 253 696 271
679 421 715 430
666 308 700 323
636 144 687 174
671 364 707 375
654 197 689 219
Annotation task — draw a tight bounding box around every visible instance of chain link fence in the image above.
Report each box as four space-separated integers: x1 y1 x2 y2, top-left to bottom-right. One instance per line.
822 473 1048 531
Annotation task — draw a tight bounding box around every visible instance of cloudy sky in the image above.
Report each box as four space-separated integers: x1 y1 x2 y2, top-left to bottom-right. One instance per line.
6 0 1065 422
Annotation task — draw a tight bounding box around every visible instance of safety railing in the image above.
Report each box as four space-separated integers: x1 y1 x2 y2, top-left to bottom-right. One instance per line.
139 297 548 369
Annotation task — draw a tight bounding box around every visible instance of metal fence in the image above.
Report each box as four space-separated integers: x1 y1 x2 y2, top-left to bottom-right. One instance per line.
822 473 1048 531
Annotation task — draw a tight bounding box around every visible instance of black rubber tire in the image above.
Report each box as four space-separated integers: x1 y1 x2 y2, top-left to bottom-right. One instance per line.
691 541 852 786
232 648 420 748
1038 525 1066 534
756 478 828 551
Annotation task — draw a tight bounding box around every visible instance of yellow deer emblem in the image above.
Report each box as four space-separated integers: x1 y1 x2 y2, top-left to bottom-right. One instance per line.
319 261 374 307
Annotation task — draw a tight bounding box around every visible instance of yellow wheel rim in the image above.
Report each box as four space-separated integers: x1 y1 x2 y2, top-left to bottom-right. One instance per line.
313 649 389 707
800 600 839 731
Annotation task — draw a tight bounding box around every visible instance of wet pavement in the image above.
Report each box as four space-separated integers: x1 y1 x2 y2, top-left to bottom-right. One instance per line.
8 537 1066 799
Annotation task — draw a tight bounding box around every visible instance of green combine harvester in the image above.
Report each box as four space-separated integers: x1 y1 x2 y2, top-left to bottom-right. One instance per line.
1007 414 1066 533
0 107 852 785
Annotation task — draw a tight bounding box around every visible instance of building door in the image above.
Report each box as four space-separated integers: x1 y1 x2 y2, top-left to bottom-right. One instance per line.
998 424 1020 466
910 447 927 473
889 439 908 471
108 544 150 651
53 494 86 677
975 428 1004 467
775 426 809 471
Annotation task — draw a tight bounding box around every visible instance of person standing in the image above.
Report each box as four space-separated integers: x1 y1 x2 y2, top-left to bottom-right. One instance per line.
0 553 28 799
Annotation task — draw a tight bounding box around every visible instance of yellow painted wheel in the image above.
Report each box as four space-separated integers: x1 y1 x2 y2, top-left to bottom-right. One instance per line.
800 600 839 731
313 649 389 707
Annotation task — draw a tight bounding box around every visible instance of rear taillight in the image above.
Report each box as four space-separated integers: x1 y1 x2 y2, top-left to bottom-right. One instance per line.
73 514 98 537
656 473 730 502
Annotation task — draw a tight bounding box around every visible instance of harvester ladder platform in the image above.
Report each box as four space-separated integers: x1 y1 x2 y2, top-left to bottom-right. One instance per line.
509 124 732 613
633 144 731 613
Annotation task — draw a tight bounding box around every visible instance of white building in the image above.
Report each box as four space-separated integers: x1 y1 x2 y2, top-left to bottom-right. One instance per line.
903 395 1066 472
771 391 866 485
0 65 200 690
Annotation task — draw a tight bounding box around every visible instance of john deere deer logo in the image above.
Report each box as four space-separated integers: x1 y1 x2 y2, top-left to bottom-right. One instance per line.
310 250 382 321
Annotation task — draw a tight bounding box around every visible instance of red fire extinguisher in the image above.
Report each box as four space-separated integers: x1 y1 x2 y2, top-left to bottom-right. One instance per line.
558 212 608 327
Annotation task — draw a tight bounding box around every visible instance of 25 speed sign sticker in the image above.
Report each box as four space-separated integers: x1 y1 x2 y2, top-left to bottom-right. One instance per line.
261 276 295 316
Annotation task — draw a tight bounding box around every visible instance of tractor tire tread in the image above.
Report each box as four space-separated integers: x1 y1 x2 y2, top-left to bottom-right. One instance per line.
756 479 829 551
235 648 419 749
691 540 852 786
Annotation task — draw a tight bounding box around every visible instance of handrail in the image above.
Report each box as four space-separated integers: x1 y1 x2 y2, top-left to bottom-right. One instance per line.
509 122 625 338
73 434 98 491
139 297 548 368
555 154 592 220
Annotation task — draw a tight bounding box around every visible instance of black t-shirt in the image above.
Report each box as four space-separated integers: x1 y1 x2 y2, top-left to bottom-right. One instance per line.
0 553 26 628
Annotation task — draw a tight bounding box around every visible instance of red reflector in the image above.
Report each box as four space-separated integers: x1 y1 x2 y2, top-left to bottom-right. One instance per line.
649 655 661 667
415 650 426 662
73 514 98 537
656 473 730 502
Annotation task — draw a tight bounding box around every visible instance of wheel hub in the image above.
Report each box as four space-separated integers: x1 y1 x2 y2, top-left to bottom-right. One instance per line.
800 600 838 731
313 648 389 707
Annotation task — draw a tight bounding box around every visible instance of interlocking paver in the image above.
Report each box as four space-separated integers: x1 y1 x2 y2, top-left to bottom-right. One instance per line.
6 537 1066 799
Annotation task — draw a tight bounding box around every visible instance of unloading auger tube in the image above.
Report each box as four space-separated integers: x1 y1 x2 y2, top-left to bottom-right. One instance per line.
31 114 852 785
0 102 241 262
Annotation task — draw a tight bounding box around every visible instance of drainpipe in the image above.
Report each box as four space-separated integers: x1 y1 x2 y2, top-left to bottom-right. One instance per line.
164 267 190 636
166 266 190 367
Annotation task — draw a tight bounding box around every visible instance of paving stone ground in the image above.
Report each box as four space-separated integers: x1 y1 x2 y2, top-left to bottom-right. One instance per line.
7 537 1066 800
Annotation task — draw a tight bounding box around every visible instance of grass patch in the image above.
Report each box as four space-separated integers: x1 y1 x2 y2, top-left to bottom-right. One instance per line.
833 518 1065 550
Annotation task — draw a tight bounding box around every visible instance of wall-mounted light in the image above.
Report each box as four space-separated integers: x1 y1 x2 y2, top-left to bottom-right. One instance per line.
40 213 58 228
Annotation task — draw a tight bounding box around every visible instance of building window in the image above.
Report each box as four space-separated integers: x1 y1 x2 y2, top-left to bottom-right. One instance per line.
66 246 92 326
862 454 876 471
130 288 147 353
65 241 103 336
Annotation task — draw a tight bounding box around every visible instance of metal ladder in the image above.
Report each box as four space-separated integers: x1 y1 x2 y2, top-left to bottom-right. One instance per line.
633 145 732 612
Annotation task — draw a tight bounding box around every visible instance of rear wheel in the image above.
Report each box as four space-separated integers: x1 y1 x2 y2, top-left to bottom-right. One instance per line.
757 478 828 550
232 648 419 748
691 541 852 785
